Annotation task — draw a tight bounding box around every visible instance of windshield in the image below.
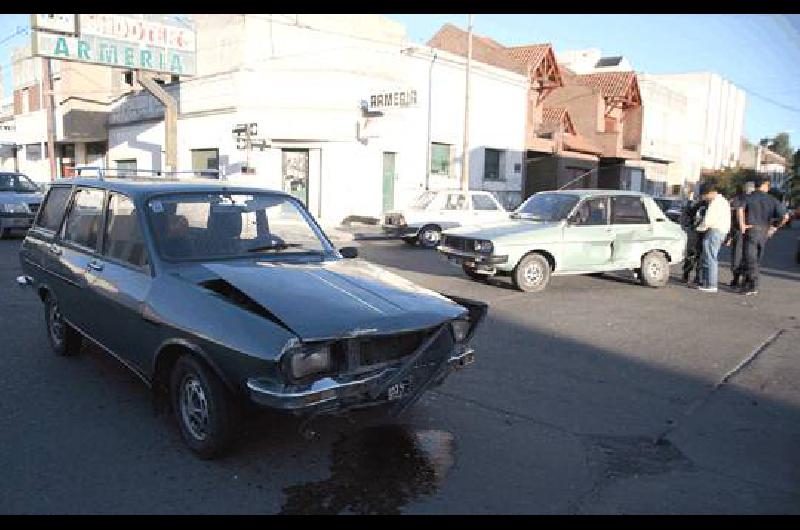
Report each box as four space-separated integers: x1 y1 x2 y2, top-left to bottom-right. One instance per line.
411 191 438 210
147 193 332 262
0 173 39 193
512 193 579 221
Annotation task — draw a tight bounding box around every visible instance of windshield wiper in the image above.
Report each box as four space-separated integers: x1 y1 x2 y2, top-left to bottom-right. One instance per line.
246 243 324 254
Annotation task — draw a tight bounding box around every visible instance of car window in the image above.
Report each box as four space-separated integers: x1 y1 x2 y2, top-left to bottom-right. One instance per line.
513 193 579 222
62 188 105 250
444 194 467 210
36 186 72 232
104 193 148 269
612 196 649 225
472 194 499 211
573 197 609 226
148 192 331 261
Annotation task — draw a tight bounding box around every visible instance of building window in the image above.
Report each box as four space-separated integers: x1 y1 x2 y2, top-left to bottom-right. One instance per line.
115 159 137 177
483 148 504 181
26 143 42 161
430 143 452 177
191 148 220 178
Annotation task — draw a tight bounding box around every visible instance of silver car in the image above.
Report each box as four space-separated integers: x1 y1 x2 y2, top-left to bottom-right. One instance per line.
0 172 44 239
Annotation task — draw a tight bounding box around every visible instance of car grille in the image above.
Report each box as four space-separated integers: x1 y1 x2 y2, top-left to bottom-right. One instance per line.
441 235 471 252
359 330 428 365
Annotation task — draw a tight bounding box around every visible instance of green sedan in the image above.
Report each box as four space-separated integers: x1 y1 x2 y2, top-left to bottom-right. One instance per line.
438 190 687 292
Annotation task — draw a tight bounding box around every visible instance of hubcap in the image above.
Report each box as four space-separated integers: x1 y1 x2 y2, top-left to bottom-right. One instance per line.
648 260 663 279
180 375 210 441
49 303 64 346
524 263 543 285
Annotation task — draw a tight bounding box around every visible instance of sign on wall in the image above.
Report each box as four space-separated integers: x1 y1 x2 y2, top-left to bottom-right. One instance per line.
31 14 78 34
366 88 418 112
32 14 196 76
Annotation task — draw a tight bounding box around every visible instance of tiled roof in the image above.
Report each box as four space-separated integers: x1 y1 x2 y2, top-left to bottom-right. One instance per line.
541 107 566 128
574 72 637 98
505 44 551 70
427 23 527 75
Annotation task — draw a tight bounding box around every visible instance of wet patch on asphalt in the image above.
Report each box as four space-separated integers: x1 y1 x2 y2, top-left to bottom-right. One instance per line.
583 435 695 479
279 425 455 514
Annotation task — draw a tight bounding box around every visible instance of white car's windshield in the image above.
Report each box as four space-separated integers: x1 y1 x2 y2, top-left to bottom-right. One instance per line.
411 191 438 210
148 193 332 261
512 193 579 221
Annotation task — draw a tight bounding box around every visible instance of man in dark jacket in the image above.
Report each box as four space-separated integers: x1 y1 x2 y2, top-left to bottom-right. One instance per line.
681 192 707 284
736 178 791 295
725 183 751 287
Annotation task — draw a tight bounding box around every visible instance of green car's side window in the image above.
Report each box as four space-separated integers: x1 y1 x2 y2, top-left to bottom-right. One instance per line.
572 197 609 226
611 196 649 225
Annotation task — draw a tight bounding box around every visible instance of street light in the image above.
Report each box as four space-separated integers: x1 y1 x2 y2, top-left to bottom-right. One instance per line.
401 45 437 190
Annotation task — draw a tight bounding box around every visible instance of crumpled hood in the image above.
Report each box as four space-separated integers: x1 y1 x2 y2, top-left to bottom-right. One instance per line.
444 220 562 242
201 259 466 341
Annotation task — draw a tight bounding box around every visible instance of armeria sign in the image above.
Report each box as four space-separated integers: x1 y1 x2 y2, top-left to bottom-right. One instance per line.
367 89 418 111
31 14 196 76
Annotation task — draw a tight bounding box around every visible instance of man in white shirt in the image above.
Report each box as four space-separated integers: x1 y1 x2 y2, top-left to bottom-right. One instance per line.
695 182 731 293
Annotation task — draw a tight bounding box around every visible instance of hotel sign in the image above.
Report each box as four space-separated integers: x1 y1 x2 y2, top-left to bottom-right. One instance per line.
32 14 196 76
367 89 418 112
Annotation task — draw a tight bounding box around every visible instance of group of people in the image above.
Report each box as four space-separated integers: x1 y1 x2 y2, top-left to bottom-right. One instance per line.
681 177 790 295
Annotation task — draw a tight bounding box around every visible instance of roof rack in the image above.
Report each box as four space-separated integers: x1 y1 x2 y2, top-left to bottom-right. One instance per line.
73 166 221 181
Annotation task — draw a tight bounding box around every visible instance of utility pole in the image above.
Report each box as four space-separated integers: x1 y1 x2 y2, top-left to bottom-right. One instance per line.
42 58 57 181
137 71 178 173
425 51 437 190
461 14 473 192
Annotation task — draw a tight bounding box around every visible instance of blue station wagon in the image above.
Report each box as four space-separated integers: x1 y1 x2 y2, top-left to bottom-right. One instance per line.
17 178 486 458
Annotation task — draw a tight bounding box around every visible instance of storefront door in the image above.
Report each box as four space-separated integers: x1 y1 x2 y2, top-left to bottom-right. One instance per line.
382 152 396 212
282 149 310 206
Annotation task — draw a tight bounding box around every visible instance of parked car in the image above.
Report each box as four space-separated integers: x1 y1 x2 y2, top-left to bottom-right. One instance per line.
0 172 44 239
438 190 687 292
17 178 486 458
382 189 508 248
653 196 684 224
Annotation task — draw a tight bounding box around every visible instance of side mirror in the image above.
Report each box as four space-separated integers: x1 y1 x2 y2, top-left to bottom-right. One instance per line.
339 246 358 259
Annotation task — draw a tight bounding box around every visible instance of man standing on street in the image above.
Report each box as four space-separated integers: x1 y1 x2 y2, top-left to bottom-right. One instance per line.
681 191 707 284
737 177 791 296
695 182 730 293
725 181 754 287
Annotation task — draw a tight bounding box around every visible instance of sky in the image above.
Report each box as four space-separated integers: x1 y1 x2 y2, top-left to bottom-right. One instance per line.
2 13 799 147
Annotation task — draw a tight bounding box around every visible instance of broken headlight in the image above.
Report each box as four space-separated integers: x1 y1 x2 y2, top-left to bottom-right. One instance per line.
287 345 332 380
450 318 471 343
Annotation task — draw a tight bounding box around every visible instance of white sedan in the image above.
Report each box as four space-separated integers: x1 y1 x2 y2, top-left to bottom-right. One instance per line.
383 190 509 248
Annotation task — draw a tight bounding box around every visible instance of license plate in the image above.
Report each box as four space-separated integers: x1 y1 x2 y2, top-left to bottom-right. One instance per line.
387 381 409 401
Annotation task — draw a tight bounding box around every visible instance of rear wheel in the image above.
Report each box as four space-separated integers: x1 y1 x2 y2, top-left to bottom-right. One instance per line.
170 355 240 459
512 253 551 292
44 294 82 356
417 225 442 249
640 251 670 288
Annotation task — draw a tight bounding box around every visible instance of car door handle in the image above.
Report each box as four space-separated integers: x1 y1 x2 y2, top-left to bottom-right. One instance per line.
87 260 104 272
47 243 62 255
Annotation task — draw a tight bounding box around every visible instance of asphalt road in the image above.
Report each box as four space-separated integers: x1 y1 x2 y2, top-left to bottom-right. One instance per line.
1 224 799 514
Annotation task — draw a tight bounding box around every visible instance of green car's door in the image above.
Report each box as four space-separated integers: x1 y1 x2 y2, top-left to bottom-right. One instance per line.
609 195 654 267
560 196 613 270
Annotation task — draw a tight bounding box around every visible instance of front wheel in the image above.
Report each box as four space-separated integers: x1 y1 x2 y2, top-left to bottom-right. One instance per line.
417 225 442 249
640 251 670 288
44 295 82 356
512 253 551 292
170 355 241 459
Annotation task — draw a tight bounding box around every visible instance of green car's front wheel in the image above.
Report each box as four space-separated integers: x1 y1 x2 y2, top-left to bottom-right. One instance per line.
640 251 670 288
512 253 551 292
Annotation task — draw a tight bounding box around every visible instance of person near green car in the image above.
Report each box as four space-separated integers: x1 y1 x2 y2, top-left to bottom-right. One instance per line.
694 182 731 293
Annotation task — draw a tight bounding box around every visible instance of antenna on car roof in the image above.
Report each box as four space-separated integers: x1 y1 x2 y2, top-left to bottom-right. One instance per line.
556 163 626 191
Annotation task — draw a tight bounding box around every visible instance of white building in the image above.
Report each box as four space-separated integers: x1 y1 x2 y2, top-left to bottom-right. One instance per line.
645 72 746 183
0 96 16 172
107 14 529 225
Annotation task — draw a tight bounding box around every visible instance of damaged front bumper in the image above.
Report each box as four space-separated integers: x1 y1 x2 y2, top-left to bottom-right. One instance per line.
245 344 475 412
